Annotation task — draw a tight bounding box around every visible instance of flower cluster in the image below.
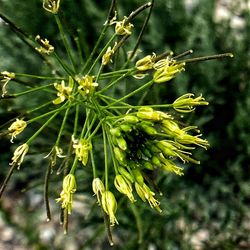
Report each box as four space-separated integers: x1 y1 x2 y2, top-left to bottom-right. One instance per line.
0 0 233 244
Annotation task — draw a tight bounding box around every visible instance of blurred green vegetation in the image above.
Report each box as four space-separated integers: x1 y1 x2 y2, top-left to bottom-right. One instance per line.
0 0 250 249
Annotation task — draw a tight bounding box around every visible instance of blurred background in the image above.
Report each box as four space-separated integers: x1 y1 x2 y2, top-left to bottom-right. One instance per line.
0 0 250 249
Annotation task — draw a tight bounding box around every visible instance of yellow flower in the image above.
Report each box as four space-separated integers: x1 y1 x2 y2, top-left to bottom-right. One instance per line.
114 175 135 202
114 17 134 35
102 42 117 65
156 140 200 164
43 0 61 14
10 143 29 168
92 178 105 205
101 191 119 226
134 182 162 212
72 137 92 166
137 107 171 121
158 154 184 176
1 71 15 97
35 35 54 55
8 118 27 143
153 58 185 83
76 75 98 96
56 174 77 214
53 77 73 104
136 54 156 71
161 120 209 149
172 93 209 113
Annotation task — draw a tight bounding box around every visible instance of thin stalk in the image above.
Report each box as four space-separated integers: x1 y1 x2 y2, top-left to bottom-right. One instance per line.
130 203 143 244
173 49 193 60
97 68 136 94
15 73 65 80
44 162 52 221
13 84 54 97
81 26 109 73
53 52 74 76
90 148 97 178
55 14 77 71
102 126 109 189
55 107 71 145
105 80 154 108
27 103 68 124
73 104 80 135
178 53 234 64
26 104 68 144
127 0 154 62
88 120 103 140
0 163 17 199
87 34 117 75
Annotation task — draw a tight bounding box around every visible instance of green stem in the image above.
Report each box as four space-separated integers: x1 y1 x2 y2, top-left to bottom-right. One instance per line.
102 125 109 189
73 104 80 135
13 83 54 97
26 101 53 115
97 68 136 94
90 148 97 178
69 155 79 174
27 102 69 124
26 109 61 145
104 80 154 108
55 14 76 71
130 203 143 244
81 25 109 73
15 73 65 80
55 107 71 145
88 119 103 140
178 53 234 64
87 34 117 75
53 52 74 76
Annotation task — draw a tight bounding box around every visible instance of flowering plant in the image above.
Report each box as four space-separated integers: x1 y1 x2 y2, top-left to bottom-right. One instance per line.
0 0 232 245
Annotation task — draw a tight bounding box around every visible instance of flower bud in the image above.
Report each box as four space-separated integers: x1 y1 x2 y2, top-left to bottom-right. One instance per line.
120 124 132 133
92 178 105 204
101 191 119 226
132 169 144 185
56 174 77 214
135 182 162 212
172 93 209 113
43 0 61 14
10 143 29 168
110 127 121 137
115 17 134 35
114 147 126 164
8 118 27 143
116 136 127 151
137 107 161 121
123 115 139 124
114 175 135 202
136 54 155 71
140 122 158 136
118 166 134 183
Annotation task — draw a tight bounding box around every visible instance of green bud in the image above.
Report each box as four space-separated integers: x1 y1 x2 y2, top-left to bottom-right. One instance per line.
118 166 135 183
141 147 152 158
140 123 158 135
149 144 161 153
152 155 161 167
137 107 161 121
120 124 132 133
114 147 126 164
132 169 144 185
143 160 154 170
114 175 135 202
110 127 121 137
116 136 127 151
123 115 139 124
